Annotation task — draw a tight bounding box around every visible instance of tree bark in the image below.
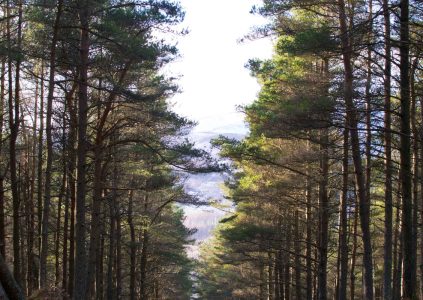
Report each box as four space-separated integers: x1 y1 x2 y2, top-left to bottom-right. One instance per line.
284 220 291 300
0 59 5 259
40 0 64 286
294 210 302 300
7 0 23 284
350 190 358 300
65 84 77 296
317 125 329 300
337 1 374 298
73 0 90 297
306 175 312 300
268 252 274 300
128 190 136 300
399 1 416 298
106 197 115 300
382 0 393 299
338 127 349 300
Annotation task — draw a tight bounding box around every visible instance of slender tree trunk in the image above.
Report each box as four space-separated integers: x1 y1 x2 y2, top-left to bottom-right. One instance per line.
140 229 149 300
116 201 122 299
410 56 419 300
393 192 402 300
365 1 373 235
317 126 329 300
350 191 358 300
0 176 4 258
8 0 23 284
338 127 349 300
274 256 280 300
382 1 393 299
0 59 5 259
54 169 66 285
278 249 284 300
96 232 104 300
395 233 403 300
66 86 77 296
62 171 69 291
85 145 104 298
294 210 301 300
26 69 39 295
337 1 374 298
268 252 274 300
365 0 373 207
106 197 115 300
419 75 423 300
128 190 136 300
260 261 265 300
73 0 90 297
40 0 64 286
37 63 44 256
399 1 415 298
285 220 291 300
306 176 312 300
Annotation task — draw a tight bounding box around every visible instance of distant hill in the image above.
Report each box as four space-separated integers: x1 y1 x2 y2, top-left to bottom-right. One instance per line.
182 131 243 257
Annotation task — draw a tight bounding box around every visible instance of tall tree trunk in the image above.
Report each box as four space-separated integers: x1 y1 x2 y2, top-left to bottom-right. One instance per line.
27 69 39 295
36 64 44 290
140 229 149 300
399 1 415 298
85 145 104 298
410 56 419 300
274 256 280 300
260 261 265 300
115 200 122 299
73 0 90 297
317 126 329 300
65 85 77 296
0 59 6 258
294 210 301 300
338 127 349 300
337 1 374 298
382 0 393 298
96 232 104 300
106 197 115 300
350 191 358 300
306 175 313 300
278 249 284 300
365 0 373 221
62 170 69 291
8 0 23 284
284 220 291 300
419 74 423 300
54 169 66 285
268 252 274 300
392 192 402 300
128 190 136 300
40 0 64 286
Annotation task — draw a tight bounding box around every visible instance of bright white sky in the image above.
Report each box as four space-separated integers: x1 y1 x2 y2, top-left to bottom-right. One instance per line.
162 1 273 254
165 0 273 135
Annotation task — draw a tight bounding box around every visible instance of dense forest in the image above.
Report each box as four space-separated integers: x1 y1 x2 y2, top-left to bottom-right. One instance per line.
0 0 220 298
0 0 422 299
196 1 423 300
